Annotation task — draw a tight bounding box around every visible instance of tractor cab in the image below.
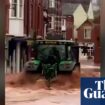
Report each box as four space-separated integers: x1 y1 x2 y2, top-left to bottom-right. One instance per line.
24 40 80 73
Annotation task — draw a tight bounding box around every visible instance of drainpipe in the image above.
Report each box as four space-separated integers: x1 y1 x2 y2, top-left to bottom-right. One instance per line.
26 0 29 36
26 0 30 60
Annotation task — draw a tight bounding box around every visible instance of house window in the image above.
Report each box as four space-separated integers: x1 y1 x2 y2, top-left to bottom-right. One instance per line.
11 0 17 17
19 0 23 18
49 0 55 8
10 0 24 18
84 27 92 39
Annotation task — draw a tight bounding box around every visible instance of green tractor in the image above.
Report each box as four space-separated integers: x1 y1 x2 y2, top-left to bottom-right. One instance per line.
24 40 80 88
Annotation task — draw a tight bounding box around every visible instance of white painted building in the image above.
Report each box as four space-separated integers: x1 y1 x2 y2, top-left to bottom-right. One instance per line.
9 0 24 36
5 0 25 74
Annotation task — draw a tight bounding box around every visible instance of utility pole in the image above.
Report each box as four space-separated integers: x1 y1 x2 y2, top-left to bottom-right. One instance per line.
101 0 105 76
0 0 5 104
26 0 29 36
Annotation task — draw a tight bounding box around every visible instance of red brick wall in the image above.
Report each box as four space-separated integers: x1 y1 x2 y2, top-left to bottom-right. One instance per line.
77 27 84 42
24 0 44 38
37 0 44 37
77 21 93 43
66 16 74 40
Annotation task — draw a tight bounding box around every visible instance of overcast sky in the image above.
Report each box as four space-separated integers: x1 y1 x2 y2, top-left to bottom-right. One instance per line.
62 0 100 11
91 0 100 11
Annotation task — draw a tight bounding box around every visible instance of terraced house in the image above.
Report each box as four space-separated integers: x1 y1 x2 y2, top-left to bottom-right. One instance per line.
5 0 25 74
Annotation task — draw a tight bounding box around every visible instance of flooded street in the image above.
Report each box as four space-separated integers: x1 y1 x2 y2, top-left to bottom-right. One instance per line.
5 69 81 105
6 87 80 105
5 59 100 105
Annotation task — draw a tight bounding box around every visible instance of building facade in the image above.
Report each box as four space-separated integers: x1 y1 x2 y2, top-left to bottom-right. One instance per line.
77 20 94 43
65 16 74 40
5 0 25 74
24 0 44 38
45 0 63 39
76 2 100 63
5 0 47 73
77 18 100 63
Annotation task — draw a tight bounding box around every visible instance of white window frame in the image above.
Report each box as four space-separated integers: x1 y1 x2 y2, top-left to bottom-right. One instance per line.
19 0 24 18
9 0 24 19
84 27 92 39
49 0 55 8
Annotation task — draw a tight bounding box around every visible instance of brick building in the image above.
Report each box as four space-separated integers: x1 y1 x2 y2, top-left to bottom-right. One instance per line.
76 2 100 64
62 1 100 63
77 17 100 63
5 0 25 73
43 0 63 39
24 0 44 38
24 0 62 40
77 20 94 43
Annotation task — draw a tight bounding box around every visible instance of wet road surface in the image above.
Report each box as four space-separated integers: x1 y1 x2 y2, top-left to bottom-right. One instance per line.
6 87 80 105
5 59 100 105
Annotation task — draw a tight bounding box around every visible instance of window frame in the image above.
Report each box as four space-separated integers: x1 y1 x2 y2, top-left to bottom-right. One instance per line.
84 26 92 39
19 0 24 18
49 0 55 8
10 0 24 19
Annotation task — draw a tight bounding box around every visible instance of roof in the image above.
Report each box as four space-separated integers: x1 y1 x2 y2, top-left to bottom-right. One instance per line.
62 3 79 16
77 19 93 29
